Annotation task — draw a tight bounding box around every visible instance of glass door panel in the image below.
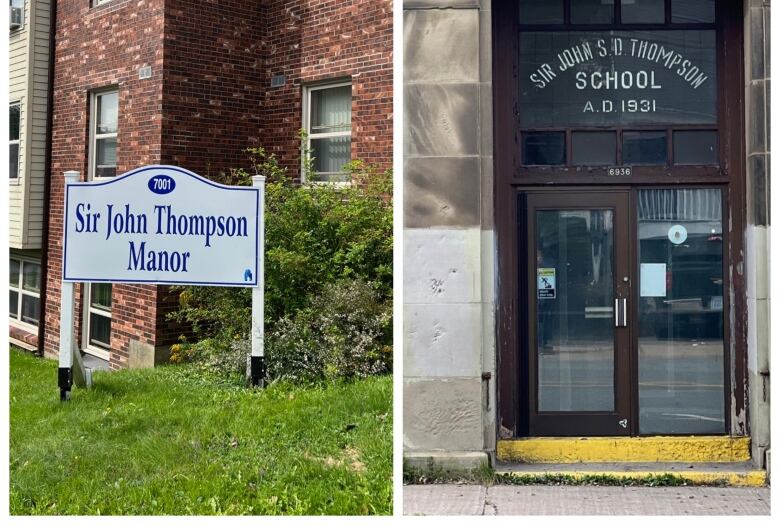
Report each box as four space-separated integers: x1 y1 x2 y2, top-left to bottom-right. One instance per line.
536 209 615 412
637 188 726 434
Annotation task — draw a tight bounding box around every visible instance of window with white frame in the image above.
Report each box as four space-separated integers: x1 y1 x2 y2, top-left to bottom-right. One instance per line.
90 90 118 179
10 0 25 30
9 257 41 327
10 103 20 179
85 283 112 355
304 81 352 183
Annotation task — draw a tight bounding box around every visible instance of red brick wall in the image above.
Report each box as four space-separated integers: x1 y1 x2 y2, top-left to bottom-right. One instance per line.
44 0 166 369
261 0 393 178
160 0 265 177
43 0 393 368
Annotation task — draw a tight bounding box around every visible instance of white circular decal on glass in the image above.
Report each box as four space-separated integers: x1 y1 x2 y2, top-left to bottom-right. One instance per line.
668 224 688 244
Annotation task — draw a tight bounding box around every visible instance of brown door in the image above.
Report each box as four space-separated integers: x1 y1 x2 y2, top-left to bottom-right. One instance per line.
525 190 632 436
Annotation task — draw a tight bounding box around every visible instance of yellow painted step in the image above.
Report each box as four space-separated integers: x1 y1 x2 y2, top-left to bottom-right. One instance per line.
497 436 751 463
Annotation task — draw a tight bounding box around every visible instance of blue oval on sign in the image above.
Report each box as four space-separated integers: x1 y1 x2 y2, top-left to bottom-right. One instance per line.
148 174 176 195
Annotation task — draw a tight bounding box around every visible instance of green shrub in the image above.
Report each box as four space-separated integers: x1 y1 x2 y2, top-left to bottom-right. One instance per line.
266 279 392 382
168 145 393 382
180 279 391 382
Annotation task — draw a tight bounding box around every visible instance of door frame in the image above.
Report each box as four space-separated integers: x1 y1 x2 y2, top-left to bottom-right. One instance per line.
493 0 747 439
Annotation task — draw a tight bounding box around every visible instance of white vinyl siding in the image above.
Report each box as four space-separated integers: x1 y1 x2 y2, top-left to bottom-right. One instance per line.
8 0 50 250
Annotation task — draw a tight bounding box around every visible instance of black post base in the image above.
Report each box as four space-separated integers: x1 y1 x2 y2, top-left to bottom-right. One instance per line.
250 355 266 388
58 367 72 402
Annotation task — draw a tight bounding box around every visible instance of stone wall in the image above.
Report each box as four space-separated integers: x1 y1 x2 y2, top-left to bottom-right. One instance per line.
403 0 495 469
744 0 771 469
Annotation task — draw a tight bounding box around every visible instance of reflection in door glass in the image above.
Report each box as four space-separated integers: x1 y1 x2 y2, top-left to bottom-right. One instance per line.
637 188 725 434
537 209 614 412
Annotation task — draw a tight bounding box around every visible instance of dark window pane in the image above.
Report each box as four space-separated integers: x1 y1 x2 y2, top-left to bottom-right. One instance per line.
21 295 40 326
622 0 665 24
10 290 18 318
10 104 20 140
89 313 111 348
522 132 566 165
10 143 19 178
672 0 715 23
572 0 614 24
623 131 667 165
311 136 350 178
95 136 116 178
572 131 616 166
519 0 563 25
91 283 112 310
10 259 20 288
95 165 116 178
673 130 717 165
22 262 40 293
519 30 717 127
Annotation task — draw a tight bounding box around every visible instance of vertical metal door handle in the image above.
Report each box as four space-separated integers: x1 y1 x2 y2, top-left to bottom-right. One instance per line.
615 298 628 327
621 298 627 327
614 298 620 327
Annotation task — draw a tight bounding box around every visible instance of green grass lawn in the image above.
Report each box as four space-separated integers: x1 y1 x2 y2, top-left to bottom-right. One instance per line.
9 348 392 515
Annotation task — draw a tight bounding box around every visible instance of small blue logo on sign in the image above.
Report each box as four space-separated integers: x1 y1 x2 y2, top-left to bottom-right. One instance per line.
148 174 176 195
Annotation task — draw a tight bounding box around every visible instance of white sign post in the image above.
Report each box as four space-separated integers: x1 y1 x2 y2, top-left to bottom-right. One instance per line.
58 165 266 401
250 175 265 388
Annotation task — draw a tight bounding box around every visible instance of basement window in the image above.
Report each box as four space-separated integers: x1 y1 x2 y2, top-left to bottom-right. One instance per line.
9 257 41 327
84 283 112 359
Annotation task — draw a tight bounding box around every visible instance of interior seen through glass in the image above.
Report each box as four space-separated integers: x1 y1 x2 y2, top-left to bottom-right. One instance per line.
536 208 615 412
637 188 725 434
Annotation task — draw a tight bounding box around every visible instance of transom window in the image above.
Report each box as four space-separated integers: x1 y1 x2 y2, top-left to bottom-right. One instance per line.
85 283 112 357
518 0 718 168
303 81 352 183
9 102 20 179
90 89 118 179
9 257 41 327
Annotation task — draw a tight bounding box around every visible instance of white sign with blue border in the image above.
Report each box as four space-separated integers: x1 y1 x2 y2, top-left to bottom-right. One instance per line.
62 165 260 287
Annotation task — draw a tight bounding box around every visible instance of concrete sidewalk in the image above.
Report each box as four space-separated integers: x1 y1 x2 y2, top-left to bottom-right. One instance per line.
404 484 771 515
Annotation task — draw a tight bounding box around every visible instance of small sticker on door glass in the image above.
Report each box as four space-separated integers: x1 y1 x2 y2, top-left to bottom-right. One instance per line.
537 268 556 299
668 224 688 244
